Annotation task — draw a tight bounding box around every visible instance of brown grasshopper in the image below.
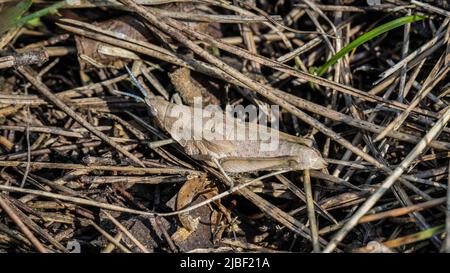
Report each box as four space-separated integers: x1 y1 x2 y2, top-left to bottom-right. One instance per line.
119 66 326 186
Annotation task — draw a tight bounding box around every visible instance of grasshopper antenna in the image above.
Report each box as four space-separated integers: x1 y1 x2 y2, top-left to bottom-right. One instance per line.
125 64 148 98
123 65 159 117
111 89 145 104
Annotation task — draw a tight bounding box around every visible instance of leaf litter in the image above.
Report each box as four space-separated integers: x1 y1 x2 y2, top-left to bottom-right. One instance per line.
0 0 449 253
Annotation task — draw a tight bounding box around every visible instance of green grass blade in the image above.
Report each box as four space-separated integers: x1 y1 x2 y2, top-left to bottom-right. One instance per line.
315 15 427 77
383 224 445 248
15 1 67 28
0 0 32 34
0 0 66 35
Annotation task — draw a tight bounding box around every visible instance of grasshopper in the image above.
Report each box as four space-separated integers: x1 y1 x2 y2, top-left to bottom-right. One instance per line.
120 66 326 186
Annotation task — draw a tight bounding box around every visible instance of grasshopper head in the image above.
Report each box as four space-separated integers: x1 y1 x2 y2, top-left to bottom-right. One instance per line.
144 96 170 121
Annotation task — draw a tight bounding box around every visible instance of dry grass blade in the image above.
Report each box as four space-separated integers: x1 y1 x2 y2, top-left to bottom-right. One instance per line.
383 225 445 249
359 197 446 224
0 194 47 253
89 220 132 253
16 66 145 167
324 106 450 253
303 169 320 252
1 0 449 254
446 160 450 253
102 211 151 253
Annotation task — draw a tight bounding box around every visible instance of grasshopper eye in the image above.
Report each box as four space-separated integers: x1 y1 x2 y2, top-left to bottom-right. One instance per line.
144 97 158 117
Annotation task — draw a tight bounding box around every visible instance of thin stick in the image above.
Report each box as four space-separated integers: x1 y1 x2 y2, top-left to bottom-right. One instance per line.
303 169 320 252
376 19 448 82
102 232 123 253
359 197 446 224
16 65 145 167
323 106 450 253
374 62 449 142
397 9 411 102
411 0 450 17
20 92 31 188
117 0 425 179
102 210 150 253
0 160 200 175
89 220 132 253
0 184 154 215
276 174 338 223
446 160 450 253
115 2 446 226
0 170 289 217
57 17 437 118
0 195 47 253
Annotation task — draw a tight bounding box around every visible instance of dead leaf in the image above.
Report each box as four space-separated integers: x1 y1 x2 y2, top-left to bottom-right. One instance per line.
75 16 151 70
172 174 209 243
